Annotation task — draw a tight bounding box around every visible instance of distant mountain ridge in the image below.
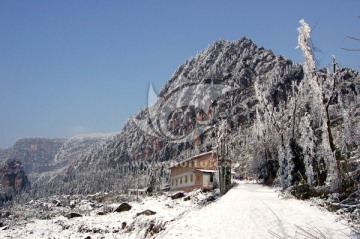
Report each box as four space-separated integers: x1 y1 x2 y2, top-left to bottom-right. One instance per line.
0 138 66 182
0 134 114 184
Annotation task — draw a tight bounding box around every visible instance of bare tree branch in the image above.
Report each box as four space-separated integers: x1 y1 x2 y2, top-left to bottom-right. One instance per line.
340 48 360 52
345 35 360 41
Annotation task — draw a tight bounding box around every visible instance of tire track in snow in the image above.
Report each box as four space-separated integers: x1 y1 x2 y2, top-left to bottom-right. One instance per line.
261 199 287 237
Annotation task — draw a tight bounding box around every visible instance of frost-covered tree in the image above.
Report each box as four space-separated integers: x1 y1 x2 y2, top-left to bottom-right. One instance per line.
246 19 358 192
294 19 358 191
298 113 315 184
252 76 293 187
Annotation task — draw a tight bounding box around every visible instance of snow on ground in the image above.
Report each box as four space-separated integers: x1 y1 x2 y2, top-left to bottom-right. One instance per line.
0 182 356 239
158 182 356 239
0 190 210 239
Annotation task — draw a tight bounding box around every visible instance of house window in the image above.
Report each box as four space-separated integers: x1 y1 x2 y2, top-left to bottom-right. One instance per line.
180 177 183 184
176 178 178 186
196 174 200 181
190 174 193 182
185 175 188 183
210 173 213 183
172 179 174 186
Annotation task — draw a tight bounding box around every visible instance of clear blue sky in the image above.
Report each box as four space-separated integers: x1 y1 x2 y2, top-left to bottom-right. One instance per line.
0 0 359 148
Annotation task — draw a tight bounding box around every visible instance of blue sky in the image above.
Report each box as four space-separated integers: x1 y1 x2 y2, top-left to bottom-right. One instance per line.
0 0 359 148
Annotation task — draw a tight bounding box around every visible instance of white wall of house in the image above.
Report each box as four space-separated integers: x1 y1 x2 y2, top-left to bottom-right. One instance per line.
170 173 195 190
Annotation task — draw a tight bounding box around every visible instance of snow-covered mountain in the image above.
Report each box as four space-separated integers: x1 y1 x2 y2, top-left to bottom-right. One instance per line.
43 37 359 196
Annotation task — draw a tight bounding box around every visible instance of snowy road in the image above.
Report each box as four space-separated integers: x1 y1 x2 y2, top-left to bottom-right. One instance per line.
159 182 355 239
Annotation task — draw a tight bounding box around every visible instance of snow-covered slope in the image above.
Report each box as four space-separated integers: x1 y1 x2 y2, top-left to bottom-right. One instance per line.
0 183 356 238
54 133 115 166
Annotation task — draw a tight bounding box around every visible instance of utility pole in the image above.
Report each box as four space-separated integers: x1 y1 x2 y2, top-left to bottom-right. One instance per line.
217 120 230 196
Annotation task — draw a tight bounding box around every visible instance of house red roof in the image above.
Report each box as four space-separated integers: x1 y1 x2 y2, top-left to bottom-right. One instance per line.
168 151 217 169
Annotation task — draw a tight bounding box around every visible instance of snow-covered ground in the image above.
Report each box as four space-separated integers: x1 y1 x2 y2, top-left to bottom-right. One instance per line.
0 182 356 239
159 182 356 239
0 189 211 239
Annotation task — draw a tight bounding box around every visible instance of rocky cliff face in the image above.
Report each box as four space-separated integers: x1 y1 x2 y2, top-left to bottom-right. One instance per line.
0 159 30 191
0 159 30 204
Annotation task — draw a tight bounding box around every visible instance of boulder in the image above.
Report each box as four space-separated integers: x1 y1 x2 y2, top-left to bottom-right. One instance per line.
114 203 132 212
136 210 156 217
171 192 185 200
121 222 127 230
206 195 216 202
65 212 82 219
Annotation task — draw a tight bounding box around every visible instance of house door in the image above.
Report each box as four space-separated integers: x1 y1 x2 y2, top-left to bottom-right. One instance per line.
203 174 210 187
